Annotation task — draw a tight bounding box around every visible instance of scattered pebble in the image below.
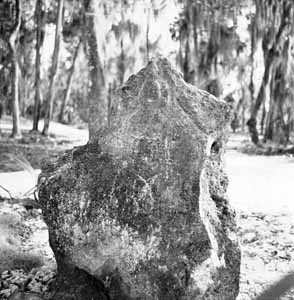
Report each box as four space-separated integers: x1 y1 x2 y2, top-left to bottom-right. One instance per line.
0 268 56 299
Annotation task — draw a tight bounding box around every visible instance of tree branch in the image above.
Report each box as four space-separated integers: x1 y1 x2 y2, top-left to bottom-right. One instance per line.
0 184 13 199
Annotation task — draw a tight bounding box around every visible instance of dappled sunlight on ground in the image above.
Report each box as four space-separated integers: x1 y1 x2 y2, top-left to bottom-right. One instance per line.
0 116 88 146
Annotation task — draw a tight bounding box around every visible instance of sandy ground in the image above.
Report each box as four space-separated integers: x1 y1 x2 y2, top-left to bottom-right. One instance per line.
0 116 88 198
0 170 39 199
0 116 88 146
226 149 294 215
225 136 294 299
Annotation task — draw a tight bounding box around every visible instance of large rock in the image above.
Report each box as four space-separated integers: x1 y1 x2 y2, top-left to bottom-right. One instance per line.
39 57 240 300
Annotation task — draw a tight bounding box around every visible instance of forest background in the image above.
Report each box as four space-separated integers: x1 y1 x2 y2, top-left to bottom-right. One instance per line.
1 0 294 149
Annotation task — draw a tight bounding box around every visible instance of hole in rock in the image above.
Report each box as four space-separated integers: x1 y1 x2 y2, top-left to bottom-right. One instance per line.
121 85 131 94
210 141 221 155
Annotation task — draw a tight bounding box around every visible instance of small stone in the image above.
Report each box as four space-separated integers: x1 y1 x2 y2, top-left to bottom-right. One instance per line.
243 232 258 244
29 282 42 293
41 275 51 283
9 284 19 293
30 268 39 275
0 288 12 298
1 272 11 280
10 276 21 284
2 280 9 288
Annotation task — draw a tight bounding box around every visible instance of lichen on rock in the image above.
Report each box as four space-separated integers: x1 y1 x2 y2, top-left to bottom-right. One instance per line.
38 57 240 300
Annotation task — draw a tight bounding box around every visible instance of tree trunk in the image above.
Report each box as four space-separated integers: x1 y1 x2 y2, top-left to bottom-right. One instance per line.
10 45 21 138
146 6 150 63
107 83 112 127
42 0 64 136
84 0 107 140
118 2 125 84
247 45 274 145
260 98 266 135
263 71 275 142
183 38 192 83
247 1 293 144
182 0 195 84
241 105 246 132
119 39 125 85
249 9 256 116
22 74 29 116
58 39 81 123
9 0 22 138
32 0 43 132
264 38 291 145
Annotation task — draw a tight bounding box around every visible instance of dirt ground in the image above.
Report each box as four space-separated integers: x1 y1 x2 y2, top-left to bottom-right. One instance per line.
1 119 294 299
226 134 294 299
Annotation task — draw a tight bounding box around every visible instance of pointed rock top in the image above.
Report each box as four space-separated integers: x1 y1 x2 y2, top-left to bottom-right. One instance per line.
103 56 231 140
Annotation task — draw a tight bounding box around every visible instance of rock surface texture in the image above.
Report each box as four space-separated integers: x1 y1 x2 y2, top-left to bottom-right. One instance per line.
39 57 240 300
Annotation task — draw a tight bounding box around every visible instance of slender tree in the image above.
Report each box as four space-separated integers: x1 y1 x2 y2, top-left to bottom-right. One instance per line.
146 4 151 63
84 0 107 140
58 38 81 123
118 0 126 84
9 0 22 138
42 0 64 136
32 0 43 131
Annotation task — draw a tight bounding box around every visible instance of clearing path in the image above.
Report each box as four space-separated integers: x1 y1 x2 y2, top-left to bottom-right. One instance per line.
225 134 294 300
0 117 87 198
226 149 294 215
0 116 88 146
